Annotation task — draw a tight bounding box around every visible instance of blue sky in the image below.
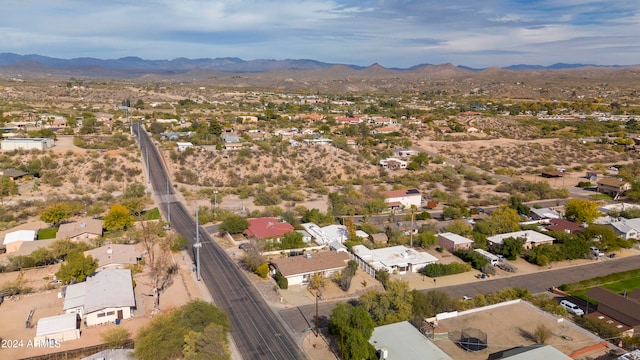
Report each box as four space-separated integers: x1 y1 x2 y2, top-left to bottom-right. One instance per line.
2 0 639 68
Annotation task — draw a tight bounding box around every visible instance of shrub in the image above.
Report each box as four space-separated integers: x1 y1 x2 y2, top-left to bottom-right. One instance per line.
481 263 496 275
421 263 471 277
101 327 130 348
255 263 269 278
497 262 518 273
275 271 288 289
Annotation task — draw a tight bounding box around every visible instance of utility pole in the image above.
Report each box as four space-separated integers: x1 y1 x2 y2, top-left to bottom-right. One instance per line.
410 206 415 248
315 290 319 337
194 205 201 281
145 147 150 183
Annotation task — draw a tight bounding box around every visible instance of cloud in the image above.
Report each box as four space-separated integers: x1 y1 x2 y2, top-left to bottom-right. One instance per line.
0 0 639 67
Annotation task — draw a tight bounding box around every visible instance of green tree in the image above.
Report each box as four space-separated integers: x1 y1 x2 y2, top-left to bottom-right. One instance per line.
183 323 229 360
411 290 454 320
495 237 526 260
55 251 98 284
0 175 18 205
445 219 472 236
123 182 146 198
135 300 229 360
328 302 376 360
565 199 601 224
218 213 249 234
104 204 134 231
486 205 521 234
281 231 305 249
39 202 73 226
359 280 413 325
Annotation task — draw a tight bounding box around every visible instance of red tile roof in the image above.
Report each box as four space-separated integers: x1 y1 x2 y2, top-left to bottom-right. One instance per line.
244 217 294 240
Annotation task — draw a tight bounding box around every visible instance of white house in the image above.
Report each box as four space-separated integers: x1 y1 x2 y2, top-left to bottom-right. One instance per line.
486 230 555 250
63 269 136 326
271 251 350 286
606 217 640 240
382 188 422 209
351 245 438 274
301 223 368 245
379 157 408 170
2 229 37 253
35 313 81 344
437 232 475 252
176 142 194 152
369 321 452 360
1 138 54 151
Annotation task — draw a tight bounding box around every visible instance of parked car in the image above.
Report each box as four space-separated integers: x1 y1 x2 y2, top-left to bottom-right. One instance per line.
560 300 584 316
49 280 62 286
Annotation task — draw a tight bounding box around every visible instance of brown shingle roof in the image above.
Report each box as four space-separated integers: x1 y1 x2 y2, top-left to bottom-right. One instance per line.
56 218 103 240
271 251 349 277
597 178 629 187
586 287 640 323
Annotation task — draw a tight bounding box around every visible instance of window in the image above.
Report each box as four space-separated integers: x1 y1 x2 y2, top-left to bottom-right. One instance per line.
107 311 115 316
97 313 106 318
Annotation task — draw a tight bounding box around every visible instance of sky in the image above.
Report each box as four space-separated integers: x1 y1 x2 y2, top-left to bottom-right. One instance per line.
2 0 640 68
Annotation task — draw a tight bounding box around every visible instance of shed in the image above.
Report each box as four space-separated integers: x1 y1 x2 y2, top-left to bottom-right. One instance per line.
35 313 81 344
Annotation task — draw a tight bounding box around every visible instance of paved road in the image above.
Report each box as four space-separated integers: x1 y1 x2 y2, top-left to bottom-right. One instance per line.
280 255 640 335
134 125 304 360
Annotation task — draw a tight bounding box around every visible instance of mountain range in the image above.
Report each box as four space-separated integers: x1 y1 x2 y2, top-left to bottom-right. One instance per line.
0 52 632 75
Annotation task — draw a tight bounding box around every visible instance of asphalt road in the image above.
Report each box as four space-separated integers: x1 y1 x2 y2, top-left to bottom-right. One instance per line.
280 254 640 335
134 125 304 360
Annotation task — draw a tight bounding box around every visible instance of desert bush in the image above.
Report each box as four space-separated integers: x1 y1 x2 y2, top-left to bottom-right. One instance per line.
255 263 269 278
481 263 496 275
497 262 518 273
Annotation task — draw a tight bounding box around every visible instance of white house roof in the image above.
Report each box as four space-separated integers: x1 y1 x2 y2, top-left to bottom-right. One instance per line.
487 230 554 246
529 207 561 219
36 313 78 337
321 225 351 243
63 269 135 313
352 245 438 270
439 232 474 245
3 230 36 245
608 218 640 234
369 321 452 360
63 282 87 311
497 345 571 360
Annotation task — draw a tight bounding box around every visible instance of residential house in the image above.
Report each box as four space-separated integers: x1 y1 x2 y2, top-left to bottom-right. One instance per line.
379 157 408 170
586 287 640 333
351 245 438 274
302 138 333 145
382 188 422 209
370 233 389 245
583 312 634 338
237 115 258 123
56 218 103 242
346 137 358 147
544 219 585 234
335 117 363 124
176 142 194 152
223 142 244 151
244 217 294 243
486 230 554 250
85 244 141 271
371 126 399 135
2 229 36 253
597 178 631 198
607 217 640 240
221 134 241 143
437 232 475 252
270 251 350 286
369 321 453 360
63 269 136 326
34 313 81 344
529 207 562 220
1 138 54 151
300 223 367 245
0 168 28 180
488 344 572 360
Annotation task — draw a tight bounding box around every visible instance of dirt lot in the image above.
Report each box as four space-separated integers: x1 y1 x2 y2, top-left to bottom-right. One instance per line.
434 301 611 359
0 247 207 359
